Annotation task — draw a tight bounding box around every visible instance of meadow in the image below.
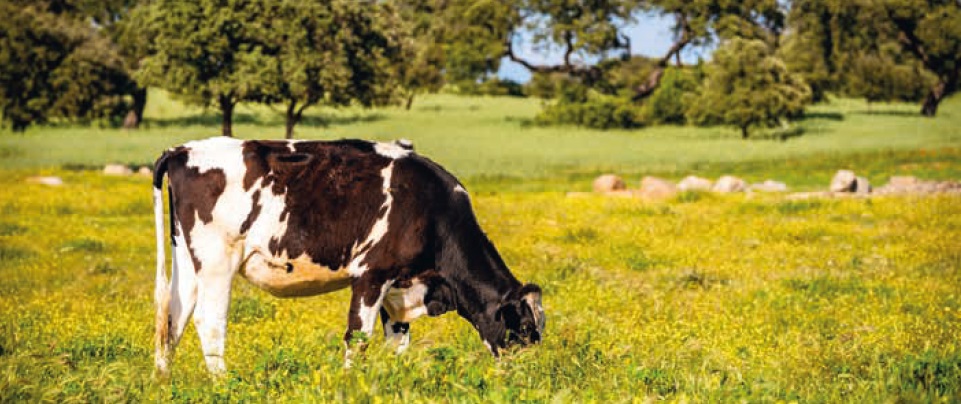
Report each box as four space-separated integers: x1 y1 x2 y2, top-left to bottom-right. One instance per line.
1 93 960 402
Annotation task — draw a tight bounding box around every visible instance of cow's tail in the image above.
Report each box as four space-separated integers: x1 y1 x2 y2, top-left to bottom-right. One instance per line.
152 151 173 374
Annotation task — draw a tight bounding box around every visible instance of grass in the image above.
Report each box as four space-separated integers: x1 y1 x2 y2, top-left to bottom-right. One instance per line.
1 90 960 191
0 93 960 401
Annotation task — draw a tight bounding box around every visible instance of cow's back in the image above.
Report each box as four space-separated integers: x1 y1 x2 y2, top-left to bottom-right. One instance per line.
164 137 446 297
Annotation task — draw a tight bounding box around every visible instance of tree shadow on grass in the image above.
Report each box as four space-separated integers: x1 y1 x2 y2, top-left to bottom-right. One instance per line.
144 111 386 128
851 109 920 117
799 111 844 121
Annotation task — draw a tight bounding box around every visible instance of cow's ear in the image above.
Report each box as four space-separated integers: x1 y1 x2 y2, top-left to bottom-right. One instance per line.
519 283 545 335
423 276 454 316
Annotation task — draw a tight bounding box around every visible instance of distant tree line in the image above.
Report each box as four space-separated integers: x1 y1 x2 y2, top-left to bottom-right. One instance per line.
1 0 958 138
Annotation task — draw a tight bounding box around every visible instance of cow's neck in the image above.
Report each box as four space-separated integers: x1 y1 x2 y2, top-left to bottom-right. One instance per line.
442 233 522 344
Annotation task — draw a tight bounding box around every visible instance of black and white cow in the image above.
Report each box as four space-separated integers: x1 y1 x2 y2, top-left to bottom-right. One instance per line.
152 136 544 375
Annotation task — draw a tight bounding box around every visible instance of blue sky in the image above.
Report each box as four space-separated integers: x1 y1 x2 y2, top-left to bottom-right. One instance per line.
497 12 712 83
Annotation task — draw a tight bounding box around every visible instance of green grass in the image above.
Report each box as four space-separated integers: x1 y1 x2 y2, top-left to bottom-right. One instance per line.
1 93 960 401
1 91 960 192
0 171 959 401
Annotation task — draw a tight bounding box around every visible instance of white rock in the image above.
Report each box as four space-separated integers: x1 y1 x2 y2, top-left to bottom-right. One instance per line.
750 180 788 193
677 176 713 192
713 175 748 193
854 176 872 194
103 164 132 176
638 176 677 199
830 170 857 192
27 176 64 186
593 174 626 193
138 166 153 177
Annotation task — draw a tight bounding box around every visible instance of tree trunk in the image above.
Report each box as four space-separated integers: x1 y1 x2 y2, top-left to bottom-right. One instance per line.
122 87 147 129
405 94 415 111
921 80 946 117
219 94 234 137
285 101 298 139
741 126 750 139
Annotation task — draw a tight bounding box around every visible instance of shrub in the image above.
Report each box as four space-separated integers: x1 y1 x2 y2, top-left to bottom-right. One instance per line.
534 82 643 129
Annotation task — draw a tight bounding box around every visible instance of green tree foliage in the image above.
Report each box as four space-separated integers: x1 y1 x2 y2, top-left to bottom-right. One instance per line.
135 0 405 138
687 39 810 139
134 0 274 137
257 1 405 138
639 66 701 125
780 0 957 115
884 0 961 116
0 1 136 131
391 0 445 110
534 81 643 129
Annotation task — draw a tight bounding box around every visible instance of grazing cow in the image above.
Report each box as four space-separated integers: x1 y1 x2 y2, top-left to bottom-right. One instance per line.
152 136 544 375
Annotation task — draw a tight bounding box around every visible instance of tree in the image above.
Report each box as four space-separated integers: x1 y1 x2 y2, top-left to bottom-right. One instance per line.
134 0 272 137
260 0 405 138
687 39 810 139
0 1 135 131
391 0 445 110
884 0 961 116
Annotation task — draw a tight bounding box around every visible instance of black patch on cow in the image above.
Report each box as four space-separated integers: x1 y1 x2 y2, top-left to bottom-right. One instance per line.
239 190 261 234
391 321 409 334
165 149 227 272
260 141 394 272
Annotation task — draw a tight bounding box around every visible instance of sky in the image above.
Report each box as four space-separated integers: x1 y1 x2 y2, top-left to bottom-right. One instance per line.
496 12 713 83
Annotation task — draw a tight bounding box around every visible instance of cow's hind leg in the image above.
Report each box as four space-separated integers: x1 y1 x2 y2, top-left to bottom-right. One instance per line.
192 242 243 375
344 277 393 367
379 308 411 353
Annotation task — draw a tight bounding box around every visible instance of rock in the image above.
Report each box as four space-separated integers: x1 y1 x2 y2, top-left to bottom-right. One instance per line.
103 164 132 176
638 176 677 199
593 174 626 193
874 177 961 196
677 176 713 192
712 175 747 193
830 170 857 192
853 176 872 195
888 176 919 187
750 180 788 193
138 166 153 177
27 176 64 186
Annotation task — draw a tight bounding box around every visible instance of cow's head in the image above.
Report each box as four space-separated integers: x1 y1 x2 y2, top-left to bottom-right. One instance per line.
493 283 545 351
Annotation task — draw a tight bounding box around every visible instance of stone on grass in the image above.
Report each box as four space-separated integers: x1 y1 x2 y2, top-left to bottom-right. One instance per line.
593 174 626 193
830 170 857 192
27 176 64 186
853 176 872 195
750 180 788 193
713 175 747 193
638 176 677 199
677 176 713 192
138 166 153 177
103 164 132 176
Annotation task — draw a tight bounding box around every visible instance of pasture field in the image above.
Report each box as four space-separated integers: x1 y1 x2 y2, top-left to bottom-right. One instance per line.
1 94 960 402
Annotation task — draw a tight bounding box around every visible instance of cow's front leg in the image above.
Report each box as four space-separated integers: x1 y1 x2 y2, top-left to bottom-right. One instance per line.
344 277 393 368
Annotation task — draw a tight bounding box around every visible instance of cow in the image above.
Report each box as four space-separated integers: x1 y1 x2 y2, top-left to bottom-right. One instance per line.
152 136 544 375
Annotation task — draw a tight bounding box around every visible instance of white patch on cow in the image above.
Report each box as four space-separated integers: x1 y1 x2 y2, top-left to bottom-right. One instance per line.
483 341 494 355
345 281 394 368
347 162 395 277
284 139 304 152
184 136 245 175
374 142 412 159
383 282 429 322
453 184 468 196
